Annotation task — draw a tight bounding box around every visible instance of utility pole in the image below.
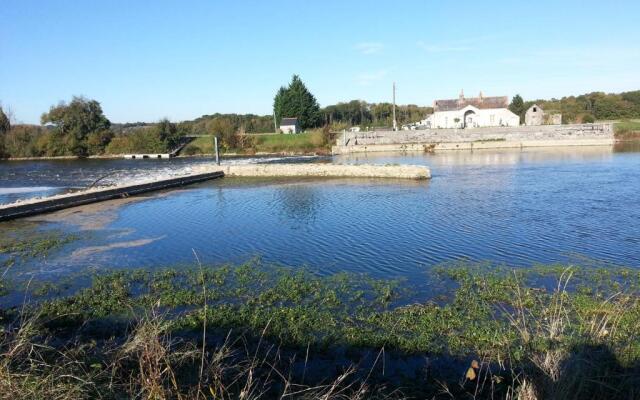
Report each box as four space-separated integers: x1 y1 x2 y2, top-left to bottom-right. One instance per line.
273 112 277 133
392 82 398 131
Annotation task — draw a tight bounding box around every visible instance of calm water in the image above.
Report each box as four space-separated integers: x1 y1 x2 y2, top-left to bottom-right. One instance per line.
1 145 640 286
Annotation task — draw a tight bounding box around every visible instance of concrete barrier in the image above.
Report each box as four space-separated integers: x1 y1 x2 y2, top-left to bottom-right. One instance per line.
200 164 430 180
124 153 172 159
0 171 224 221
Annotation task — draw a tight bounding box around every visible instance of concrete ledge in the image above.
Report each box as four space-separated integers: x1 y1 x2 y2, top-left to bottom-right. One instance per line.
0 171 224 221
209 164 430 180
124 153 172 159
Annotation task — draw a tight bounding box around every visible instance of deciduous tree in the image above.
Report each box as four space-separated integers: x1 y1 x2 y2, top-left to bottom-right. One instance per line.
40 96 111 157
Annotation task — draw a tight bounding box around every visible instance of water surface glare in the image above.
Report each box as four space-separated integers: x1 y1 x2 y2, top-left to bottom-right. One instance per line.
2 146 640 282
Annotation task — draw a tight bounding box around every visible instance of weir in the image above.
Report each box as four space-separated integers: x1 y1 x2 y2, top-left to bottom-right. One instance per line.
0 171 224 221
0 164 430 221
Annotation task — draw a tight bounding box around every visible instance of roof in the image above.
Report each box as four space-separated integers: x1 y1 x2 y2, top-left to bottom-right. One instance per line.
527 104 543 112
280 118 298 126
434 95 509 112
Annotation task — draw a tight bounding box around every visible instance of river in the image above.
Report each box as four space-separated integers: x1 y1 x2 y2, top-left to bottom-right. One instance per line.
1 145 639 290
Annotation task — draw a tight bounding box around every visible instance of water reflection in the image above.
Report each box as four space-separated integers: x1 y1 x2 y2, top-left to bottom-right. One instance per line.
614 141 640 153
336 145 617 167
274 184 321 225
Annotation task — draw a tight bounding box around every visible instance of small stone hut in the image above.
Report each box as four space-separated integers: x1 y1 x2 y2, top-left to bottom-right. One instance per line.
525 104 544 126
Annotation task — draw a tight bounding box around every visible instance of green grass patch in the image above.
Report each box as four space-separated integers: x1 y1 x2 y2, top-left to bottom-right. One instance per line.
251 131 327 154
180 136 215 155
181 131 330 156
614 120 640 139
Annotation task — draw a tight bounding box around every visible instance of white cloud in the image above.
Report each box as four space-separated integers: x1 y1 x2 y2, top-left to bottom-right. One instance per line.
355 42 384 55
355 69 388 86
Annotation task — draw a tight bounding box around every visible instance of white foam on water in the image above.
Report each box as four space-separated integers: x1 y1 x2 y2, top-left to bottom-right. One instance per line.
0 186 58 194
98 156 319 187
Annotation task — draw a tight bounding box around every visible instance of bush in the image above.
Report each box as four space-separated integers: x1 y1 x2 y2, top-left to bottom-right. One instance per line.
582 114 595 123
105 128 168 155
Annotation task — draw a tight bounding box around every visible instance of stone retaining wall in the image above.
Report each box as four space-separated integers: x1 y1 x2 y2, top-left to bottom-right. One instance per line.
332 124 614 154
336 123 613 146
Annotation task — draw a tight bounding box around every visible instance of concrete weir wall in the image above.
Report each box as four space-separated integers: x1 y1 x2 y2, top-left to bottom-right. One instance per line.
198 164 430 180
333 123 615 154
0 171 224 222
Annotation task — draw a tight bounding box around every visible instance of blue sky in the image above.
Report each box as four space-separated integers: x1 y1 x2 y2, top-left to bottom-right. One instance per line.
2 0 639 124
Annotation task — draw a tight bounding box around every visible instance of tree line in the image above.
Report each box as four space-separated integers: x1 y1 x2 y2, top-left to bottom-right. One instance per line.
509 90 640 124
273 75 433 130
2 83 639 159
322 101 432 129
0 98 278 158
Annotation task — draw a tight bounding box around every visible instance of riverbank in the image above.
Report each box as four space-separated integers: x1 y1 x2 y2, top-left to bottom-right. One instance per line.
1 255 638 399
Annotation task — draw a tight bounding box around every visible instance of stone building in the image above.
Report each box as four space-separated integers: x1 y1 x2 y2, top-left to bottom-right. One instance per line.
525 105 562 126
279 117 299 134
525 104 544 126
548 113 562 125
421 91 520 129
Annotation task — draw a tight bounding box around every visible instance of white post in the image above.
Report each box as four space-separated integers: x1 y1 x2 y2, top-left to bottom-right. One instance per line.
392 82 397 131
214 136 220 165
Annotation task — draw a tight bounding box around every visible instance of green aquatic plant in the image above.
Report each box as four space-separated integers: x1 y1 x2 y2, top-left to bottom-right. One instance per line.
1 260 639 398
0 228 79 269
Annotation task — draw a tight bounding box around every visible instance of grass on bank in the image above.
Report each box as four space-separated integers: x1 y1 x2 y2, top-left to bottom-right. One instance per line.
1 259 640 399
614 120 640 139
181 130 330 156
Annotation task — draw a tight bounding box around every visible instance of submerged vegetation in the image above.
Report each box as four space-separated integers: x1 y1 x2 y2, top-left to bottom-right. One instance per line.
0 228 78 269
1 259 639 399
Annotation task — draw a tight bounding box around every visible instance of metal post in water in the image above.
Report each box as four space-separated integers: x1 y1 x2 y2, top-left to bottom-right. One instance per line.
214 136 220 165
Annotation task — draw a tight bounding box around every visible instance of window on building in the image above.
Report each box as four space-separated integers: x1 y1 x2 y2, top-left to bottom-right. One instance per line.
533 107 537 112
